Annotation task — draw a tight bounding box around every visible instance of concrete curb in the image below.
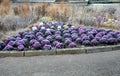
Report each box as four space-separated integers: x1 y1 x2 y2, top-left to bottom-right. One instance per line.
24 50 56 57
56 48 86 55
0 51 24 57
0 45 120 57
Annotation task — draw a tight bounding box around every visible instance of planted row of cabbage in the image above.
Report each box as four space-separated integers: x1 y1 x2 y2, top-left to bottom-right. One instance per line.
0 22 120 51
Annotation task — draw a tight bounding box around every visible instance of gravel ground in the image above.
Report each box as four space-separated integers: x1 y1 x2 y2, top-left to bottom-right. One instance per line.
0 51 120 76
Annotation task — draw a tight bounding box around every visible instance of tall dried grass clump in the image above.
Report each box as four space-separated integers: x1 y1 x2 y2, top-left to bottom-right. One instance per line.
0 0 14 16
32 3 48 20
14 3 30 19
48 2 72 22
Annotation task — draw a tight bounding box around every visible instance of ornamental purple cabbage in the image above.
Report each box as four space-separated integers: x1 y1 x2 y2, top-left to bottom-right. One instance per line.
16 37 22 40
45 30 52 36
0 41 5 50
17 40 25 46
117 37 120 42
46 36 54 43
107 38 117 44
50 29 55 35
64 39 72 45
33 42 41 50
41 39 50 45
5 37 15 44
3 45 14 51
45 24 50 28
102 35 109 39
30 39 38 45
43 45 52 50
55 42 64 49
115 32 120 35
75 38 82 44
36 32 43 36
87 32 94 35
17 45 24 51
95 33 103 38
91 29 98 34
117 34 120 38
88 34 94 40
82 36 90 41
99 32 106 36
55 35 63 42
68 42 77 48
8 41 15 46
99 38 108 44
63 33 71 38
55 31 61 35
95 36 101 41
22 39 28 43
78 29 85 34
81 34 87 37
63 30 70 34
108 32 117 37
71 34 78 41
91 39 99 45
106 34 113 38
71 30 77 34
82 40 91 45
37 36 44 42
52 41 59 46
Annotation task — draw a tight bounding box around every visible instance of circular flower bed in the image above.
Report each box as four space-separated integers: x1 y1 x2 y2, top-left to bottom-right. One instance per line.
0 21 120 51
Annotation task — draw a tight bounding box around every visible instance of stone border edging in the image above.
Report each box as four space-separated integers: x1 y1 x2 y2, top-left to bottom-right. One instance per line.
0 45 120 57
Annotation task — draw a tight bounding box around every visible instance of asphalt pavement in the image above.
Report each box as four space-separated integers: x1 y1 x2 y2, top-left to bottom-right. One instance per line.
0 51 120 76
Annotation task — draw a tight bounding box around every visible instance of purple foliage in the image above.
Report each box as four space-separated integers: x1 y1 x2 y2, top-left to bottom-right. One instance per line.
78 29 85 34
64 33 71 38
99 37 108 44
64 39 72 45
71 30 77 34
108 38 117 44
88 34 94 40
81 34 87 37
37 36 44 42
55 31 61 35
46 36 54 43
45 30 52 36
36 32 43 36
8 41 15 46
71 34 78 41
82 40 91 45
0 41 5 50
76 38 82 44
17 40 25 46
95 33 103 38
91 39 99 45
43 45 52 50
1 22 120 51
82 36 90 41
68 42 77 48
17 45 24 51
52 41 59 46
3 45 14 51
55 42 64 49
30 39 38 45
33 42 41 50
55 35 63 42
41 39 50 45
63 30 70 34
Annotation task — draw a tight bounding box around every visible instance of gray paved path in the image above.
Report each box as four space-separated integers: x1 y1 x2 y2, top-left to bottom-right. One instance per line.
0 51 120 76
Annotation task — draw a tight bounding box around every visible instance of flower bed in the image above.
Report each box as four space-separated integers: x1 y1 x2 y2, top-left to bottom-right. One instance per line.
0 20 120 51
